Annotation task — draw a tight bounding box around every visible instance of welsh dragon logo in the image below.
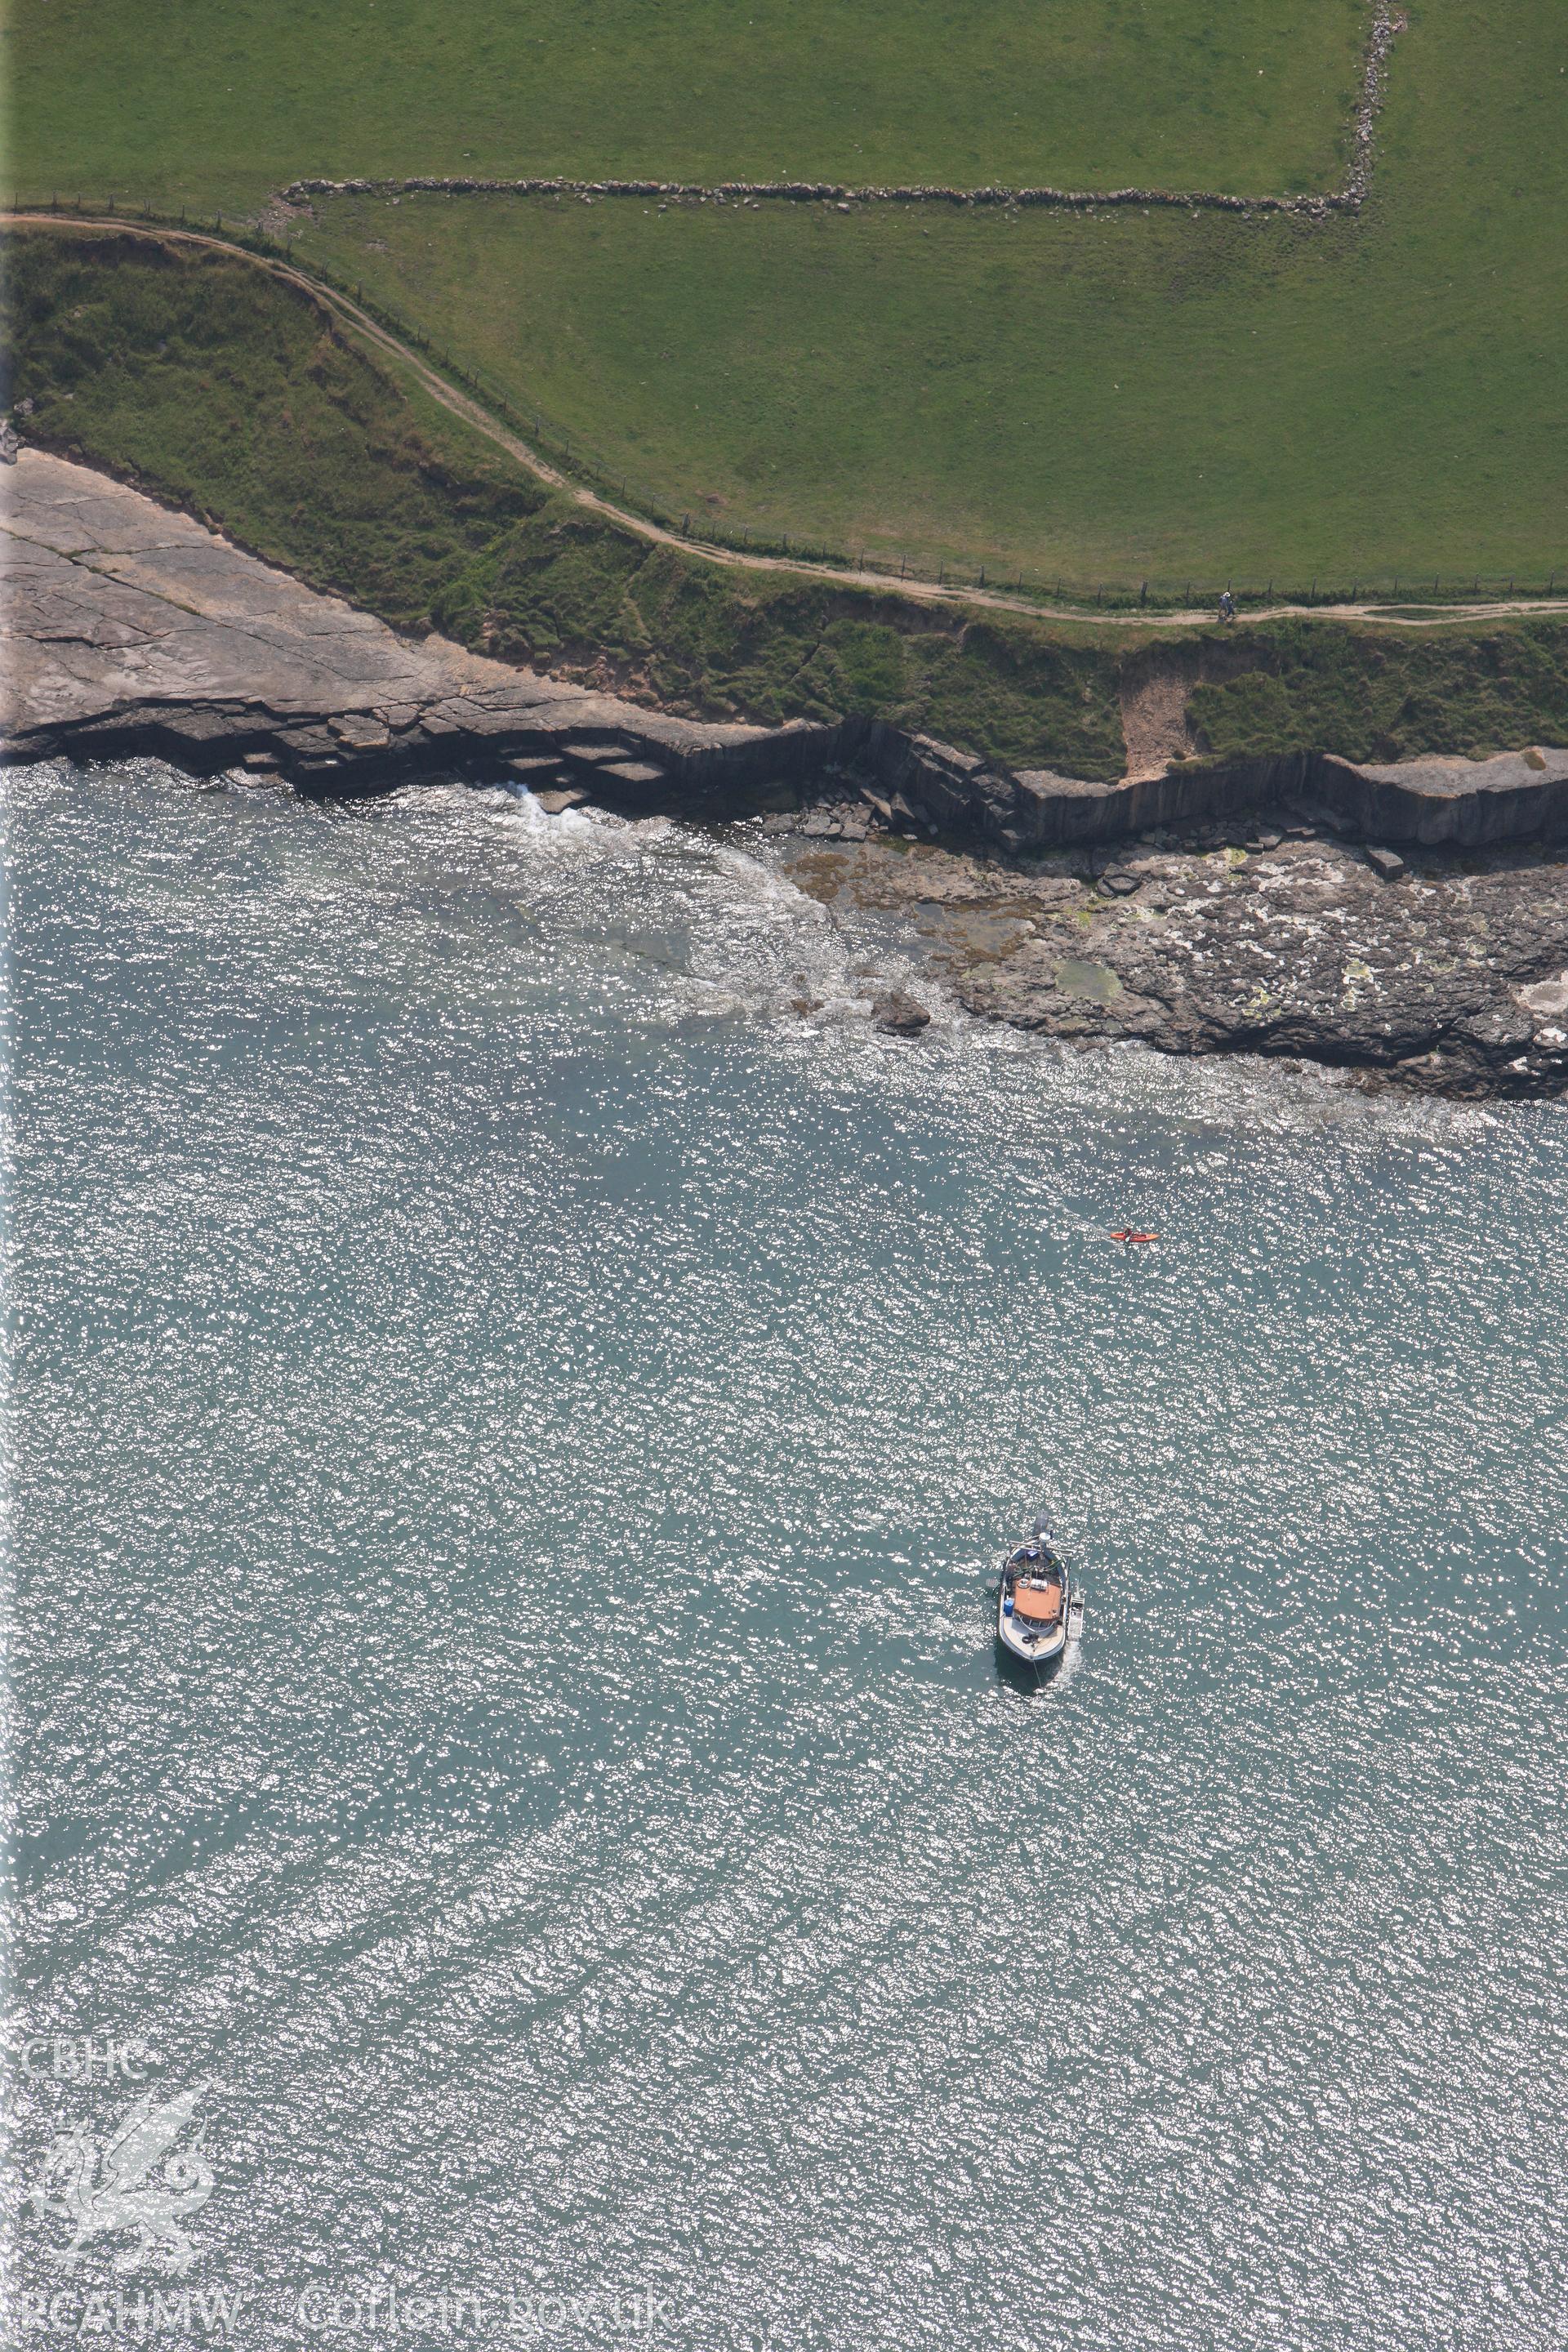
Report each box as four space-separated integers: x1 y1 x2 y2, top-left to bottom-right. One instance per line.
26 2083 216 2274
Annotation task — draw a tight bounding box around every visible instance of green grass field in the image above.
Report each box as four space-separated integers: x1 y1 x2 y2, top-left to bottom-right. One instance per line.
8 0 1366 203
8 0 1567 587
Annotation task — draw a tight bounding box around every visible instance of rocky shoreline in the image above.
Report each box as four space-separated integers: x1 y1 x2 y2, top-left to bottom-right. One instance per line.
5 449 1566 1098
761 807 1568 1097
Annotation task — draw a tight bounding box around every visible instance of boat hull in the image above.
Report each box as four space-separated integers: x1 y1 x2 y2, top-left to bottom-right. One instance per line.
996 1529 1080 1677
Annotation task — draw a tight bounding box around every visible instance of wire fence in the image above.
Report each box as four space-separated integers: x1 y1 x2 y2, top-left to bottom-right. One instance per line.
11 194 1568 617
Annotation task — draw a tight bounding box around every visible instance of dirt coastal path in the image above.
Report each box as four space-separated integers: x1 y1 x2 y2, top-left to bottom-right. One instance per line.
10 211 1568 635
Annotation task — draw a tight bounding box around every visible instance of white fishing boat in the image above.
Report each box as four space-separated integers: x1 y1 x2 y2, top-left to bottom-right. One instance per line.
997 1518 1081 1670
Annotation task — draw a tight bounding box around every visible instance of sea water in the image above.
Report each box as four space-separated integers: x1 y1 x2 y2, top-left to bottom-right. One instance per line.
6 760 1564 2350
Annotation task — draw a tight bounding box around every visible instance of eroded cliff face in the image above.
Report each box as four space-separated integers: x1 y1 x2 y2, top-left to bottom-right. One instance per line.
6 448 1566 1097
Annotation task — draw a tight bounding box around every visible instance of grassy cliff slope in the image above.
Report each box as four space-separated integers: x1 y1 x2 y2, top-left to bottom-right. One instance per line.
7 229 1567 780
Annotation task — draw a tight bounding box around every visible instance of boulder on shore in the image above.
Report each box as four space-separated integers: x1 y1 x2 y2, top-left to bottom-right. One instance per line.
871 989 933 1034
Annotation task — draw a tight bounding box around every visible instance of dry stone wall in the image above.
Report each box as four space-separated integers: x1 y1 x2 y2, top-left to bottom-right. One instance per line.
280 6 1402 221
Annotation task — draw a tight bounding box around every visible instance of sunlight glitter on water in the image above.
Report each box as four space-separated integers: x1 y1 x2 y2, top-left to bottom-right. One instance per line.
5 762 1565 2351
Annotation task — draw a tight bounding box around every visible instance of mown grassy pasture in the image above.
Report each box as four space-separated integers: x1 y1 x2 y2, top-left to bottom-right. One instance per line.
8 0 1566 587
11 229 1568 782
7 0 1365 204
283 0 1568 589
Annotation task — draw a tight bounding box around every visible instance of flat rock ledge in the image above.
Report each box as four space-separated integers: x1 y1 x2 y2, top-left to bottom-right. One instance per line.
5 451 1566 1098
0 449 833 808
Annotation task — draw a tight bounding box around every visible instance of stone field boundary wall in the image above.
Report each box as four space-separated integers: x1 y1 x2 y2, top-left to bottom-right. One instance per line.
279 4 1402 223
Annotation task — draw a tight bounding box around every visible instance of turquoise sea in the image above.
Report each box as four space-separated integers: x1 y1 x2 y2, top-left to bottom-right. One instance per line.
6 760 1565 2349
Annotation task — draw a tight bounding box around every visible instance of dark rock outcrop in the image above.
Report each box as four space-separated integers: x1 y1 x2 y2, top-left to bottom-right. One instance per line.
777 831 1568 1099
